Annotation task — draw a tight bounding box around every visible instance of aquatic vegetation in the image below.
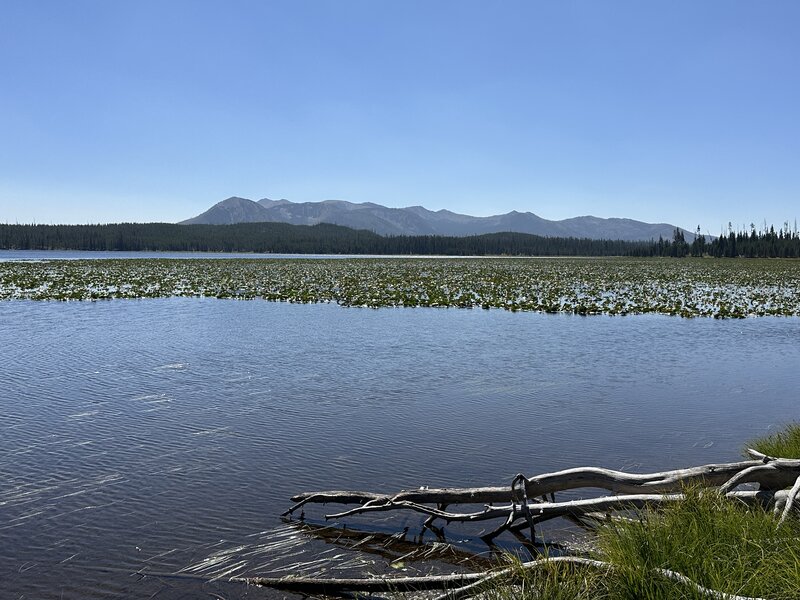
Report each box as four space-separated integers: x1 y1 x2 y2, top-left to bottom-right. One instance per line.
1 257 799 318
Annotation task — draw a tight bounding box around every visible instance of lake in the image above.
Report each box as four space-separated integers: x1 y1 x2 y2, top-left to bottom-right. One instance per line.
1 299 799 598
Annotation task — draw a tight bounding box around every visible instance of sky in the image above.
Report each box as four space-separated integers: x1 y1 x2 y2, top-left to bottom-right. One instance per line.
1 1 798 234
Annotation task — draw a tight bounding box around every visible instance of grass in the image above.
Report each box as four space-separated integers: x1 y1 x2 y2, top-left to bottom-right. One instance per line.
480 554 605 600
481 490 800 599
597 489 800 599
747 423 800 459
478 423 800 599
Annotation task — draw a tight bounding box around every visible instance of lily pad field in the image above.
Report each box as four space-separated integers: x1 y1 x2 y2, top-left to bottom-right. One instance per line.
2 256 799 318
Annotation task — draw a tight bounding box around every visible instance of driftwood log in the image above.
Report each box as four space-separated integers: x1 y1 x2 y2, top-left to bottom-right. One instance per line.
287 452 800 539
266 451 800 598
240 556 767 600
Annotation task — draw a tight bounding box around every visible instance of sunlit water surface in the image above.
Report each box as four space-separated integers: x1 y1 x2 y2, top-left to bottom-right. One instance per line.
1 299 798 598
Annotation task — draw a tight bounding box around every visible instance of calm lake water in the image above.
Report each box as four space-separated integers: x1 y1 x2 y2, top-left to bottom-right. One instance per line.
1 299 799 598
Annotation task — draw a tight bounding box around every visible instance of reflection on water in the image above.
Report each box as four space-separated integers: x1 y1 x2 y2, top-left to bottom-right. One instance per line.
1 299 798 598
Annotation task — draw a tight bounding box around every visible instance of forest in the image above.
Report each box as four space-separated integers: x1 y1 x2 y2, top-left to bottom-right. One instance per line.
1 221 799 258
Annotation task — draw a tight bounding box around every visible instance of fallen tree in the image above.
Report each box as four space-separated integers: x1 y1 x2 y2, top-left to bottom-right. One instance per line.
141 447 800 599
286 451 800 541
267 449 800 598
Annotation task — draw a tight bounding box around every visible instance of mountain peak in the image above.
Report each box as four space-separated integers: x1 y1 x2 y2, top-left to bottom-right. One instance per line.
179 197 268 225
180 197 693 241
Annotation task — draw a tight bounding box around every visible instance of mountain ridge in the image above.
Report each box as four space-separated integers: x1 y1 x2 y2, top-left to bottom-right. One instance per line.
180 196 694 242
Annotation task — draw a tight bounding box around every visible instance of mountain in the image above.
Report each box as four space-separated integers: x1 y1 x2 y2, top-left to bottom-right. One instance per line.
180 197 694 241
180 196 272 225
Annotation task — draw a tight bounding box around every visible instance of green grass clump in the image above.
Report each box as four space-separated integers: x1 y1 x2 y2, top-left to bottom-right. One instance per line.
747 423 800 459
483 490 800 599
597 489 800 599
483 424 800 599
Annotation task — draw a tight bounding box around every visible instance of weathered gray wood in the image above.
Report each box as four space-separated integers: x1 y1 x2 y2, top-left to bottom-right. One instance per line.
289 459 800 515
323 489 787 523
720 460 800 493
279 457 799 599
778 474 800 526
434 557 767 600
745 448 772 461
238 556 766 600
240 570 486 592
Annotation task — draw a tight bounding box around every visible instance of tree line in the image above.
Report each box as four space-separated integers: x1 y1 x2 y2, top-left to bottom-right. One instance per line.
0 221 798 257
653 224 800 258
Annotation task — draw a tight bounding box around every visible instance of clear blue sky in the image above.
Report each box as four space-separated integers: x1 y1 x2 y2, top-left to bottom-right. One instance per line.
1 1 798 234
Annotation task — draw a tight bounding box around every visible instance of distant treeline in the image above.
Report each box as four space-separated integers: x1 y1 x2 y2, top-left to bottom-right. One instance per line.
1 222 799 258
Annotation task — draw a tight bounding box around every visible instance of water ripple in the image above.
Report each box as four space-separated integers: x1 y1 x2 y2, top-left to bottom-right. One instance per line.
1 299 799 598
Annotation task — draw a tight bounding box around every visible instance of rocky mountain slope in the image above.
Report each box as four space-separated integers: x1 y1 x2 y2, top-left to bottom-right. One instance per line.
181 196 692 241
